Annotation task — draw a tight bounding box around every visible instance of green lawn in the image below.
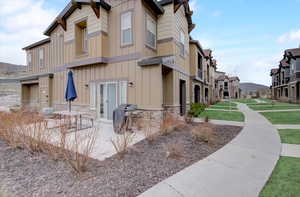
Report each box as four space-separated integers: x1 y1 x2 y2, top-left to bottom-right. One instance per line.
260 157 300 197
233 98 257 104
248 105 300 111
199 110 245 122
278 129 300 144
260 111 300 124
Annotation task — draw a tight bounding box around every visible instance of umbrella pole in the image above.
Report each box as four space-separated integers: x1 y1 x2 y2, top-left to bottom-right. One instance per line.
69 101 71 112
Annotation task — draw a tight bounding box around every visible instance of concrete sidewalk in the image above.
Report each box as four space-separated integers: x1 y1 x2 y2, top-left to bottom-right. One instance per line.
257 109 300 112
139 103 281 197
275 125 300 129
281 144 300 158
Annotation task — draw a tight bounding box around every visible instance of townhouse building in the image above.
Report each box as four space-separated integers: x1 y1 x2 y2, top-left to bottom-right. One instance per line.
189 40 217 105
20 0 196 121
270 47 300 103
215 72 240 100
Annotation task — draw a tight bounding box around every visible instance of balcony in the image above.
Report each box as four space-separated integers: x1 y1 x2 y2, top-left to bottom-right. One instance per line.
197 71 203 79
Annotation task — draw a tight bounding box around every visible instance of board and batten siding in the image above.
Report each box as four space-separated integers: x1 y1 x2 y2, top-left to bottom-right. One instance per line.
63 5 109 64
52 60 163 110
26 43 51 75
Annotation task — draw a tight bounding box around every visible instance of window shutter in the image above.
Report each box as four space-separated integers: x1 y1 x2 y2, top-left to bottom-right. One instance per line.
90 83 96 110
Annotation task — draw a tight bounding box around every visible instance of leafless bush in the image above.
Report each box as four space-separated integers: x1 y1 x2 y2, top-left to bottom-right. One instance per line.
204 116 209 123
184 113 193 124
111 130 135 159
59 127 98 174
0 111 98 175
165 143 184 159
160 111 179 136
140 112 159 143
191 123 216 145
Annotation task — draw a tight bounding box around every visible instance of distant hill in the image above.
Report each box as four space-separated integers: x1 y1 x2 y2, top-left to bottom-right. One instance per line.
240 83 269 94
0 62 26 77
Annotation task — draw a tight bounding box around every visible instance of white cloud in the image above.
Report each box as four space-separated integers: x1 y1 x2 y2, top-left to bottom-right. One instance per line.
189 0 199 12
214 48 281 86
277 29 300 44
212 10 221 17
0 0 58 65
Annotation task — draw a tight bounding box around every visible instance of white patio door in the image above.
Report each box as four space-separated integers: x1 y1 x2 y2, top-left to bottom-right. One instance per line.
98 82 118 121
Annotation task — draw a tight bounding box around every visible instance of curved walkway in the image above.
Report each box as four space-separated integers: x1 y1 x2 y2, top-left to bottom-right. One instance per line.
139 103 281 197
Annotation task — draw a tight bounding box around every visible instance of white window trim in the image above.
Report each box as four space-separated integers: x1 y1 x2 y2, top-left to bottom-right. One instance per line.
145 14 157 49
90 82 97 110
118 81 128 105
121 11 133 46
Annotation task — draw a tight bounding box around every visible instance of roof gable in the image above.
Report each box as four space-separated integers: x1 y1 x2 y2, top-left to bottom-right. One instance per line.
44 0 111 36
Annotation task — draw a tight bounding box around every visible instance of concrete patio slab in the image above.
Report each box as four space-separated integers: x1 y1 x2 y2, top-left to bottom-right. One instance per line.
138 103 281 197
275 125 300 129
281 144 300 158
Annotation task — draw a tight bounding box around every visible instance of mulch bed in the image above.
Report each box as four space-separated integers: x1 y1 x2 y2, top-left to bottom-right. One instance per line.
0 124 242 197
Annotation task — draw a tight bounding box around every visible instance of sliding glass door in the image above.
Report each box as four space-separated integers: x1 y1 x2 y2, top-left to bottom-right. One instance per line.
97 81 127 121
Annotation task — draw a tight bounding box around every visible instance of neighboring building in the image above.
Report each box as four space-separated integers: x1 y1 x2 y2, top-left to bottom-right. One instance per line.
215 72 240 100
20 0 196 120
189 40 217 105
270 47 300 103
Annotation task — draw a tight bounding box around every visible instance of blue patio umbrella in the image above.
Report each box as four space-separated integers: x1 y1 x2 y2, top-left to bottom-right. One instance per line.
65 71 77 112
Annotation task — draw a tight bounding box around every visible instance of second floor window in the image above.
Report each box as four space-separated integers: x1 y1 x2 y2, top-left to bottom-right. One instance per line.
121 11 133 46
39 48 44 69
197 53 203 79
146 14 156 49
179 31 185 56
75 20 88 56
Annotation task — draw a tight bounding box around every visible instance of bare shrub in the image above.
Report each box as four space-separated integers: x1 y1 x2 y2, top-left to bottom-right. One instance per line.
184 112 193 124
0 110 99 175
111 131 135 159
204 116 209 123
140 112 159 143
160 111 179 136
191 123 216 145
60 127 98 174
165 143 184 159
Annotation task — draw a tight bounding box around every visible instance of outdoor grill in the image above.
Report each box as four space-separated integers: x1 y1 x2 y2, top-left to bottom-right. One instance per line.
113 104 137 134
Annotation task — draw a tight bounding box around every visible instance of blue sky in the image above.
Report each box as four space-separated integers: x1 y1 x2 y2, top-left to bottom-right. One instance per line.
1 0 300 85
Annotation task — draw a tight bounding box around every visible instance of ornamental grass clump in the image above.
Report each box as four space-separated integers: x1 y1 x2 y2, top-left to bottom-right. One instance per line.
165 142 184 159
191 123 216 146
